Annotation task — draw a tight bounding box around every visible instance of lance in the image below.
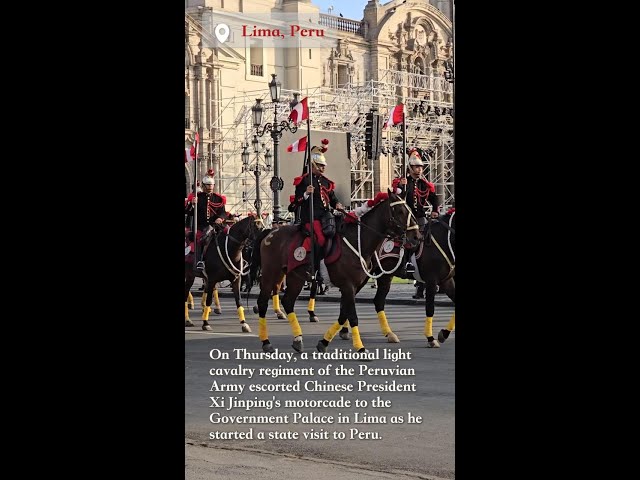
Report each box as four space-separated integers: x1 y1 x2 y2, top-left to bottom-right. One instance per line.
402 106 407 177
305 117 315 281
192 130 199 271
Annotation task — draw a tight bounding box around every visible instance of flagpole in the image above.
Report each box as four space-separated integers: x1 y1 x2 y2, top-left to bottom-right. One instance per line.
306 117 315 281
192 130 199 271
402 107 407 177
301 142 308 175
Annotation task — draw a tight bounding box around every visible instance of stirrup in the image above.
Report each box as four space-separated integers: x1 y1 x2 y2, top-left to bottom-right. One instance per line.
405 262 415 273
196 261 205 271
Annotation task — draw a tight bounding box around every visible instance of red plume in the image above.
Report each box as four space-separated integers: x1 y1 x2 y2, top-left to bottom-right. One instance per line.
206 169 215 176
321 139 329 145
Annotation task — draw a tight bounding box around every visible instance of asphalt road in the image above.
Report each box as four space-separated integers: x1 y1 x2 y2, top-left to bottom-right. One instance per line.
186 298 455 479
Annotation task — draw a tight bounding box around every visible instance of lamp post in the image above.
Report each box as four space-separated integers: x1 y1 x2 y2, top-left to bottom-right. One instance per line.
241 141 272 219
253 74 298 223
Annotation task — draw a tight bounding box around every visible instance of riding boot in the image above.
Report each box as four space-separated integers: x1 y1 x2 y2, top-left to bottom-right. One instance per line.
397 250 414 278
196 229 215 271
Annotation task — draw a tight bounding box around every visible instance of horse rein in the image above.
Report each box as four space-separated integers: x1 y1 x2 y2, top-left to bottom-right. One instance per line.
216 218 259 278
340 198 419 279
424 212 455 281
337 198 418 244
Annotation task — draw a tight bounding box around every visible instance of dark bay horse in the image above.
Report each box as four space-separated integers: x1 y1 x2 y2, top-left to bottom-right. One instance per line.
190 215 264 331
185 228 225 328
338 211 455 347
252 190 421 354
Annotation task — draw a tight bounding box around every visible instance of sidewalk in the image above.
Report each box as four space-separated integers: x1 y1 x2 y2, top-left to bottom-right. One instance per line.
189 278 454 307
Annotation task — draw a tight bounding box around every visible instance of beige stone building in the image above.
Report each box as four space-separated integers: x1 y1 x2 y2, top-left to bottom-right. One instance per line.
185 0 453 218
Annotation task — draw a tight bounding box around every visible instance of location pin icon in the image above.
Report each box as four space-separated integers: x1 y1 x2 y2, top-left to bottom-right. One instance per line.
215 23 230 44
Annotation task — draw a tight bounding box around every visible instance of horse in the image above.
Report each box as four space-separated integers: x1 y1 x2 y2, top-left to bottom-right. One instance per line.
248 228 287 320
251 190 421 354
337 211 455 347
185 228 225 329
198 215 265 331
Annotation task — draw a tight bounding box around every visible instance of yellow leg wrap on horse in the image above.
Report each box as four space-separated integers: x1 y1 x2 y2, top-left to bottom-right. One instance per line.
213 290 220 307
203 306 211 321
201 293 207 306
351 326 364 351
377 311 391 336
258 317 268 341
446 313 455 332
287 312 303 337
324 322 343 342
185 303 190 320
237 306 245 322
424 317 434 338
307 298 315 311
272 295 280 312
187 292 194 305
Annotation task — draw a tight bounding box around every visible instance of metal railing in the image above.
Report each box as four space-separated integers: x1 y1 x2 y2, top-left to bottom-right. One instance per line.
250 64 263 76
319 13 364 36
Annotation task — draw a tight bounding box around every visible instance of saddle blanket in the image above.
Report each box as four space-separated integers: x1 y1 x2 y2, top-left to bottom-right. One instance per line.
287 231 342 273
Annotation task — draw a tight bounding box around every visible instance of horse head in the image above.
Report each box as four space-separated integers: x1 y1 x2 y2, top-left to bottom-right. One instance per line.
386 189 422 249
226 214 264 249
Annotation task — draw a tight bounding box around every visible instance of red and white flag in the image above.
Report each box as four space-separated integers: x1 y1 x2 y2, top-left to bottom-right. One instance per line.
185 132 199 163
286 135 308 153
288 97 309 124
383 103 404 128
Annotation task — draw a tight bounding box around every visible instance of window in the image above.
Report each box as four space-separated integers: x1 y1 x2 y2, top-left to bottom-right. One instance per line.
250 40 263 77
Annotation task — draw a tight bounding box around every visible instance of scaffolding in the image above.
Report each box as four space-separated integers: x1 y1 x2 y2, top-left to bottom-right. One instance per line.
186 16 454 215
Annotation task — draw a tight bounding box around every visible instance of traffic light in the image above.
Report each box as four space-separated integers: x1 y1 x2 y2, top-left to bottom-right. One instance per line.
365 111 374 159
365 108 381 160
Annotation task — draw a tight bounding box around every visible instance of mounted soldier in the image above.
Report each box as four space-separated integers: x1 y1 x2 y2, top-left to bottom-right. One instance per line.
392 148 439 275
185 169 227 270
291 141 344 259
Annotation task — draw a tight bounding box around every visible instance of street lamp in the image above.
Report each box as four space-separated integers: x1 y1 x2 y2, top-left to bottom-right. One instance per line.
444 59 454 83
241 142 271 219
253 73 298 223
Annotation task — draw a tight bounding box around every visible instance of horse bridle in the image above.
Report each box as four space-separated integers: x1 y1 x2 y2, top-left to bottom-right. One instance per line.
344 198 418 244
224 217 262 247
388 199 420 247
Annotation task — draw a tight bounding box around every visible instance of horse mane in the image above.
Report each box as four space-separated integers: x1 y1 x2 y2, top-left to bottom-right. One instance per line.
360 196 392 219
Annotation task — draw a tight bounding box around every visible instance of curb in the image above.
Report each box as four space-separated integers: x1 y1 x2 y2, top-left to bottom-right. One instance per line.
189 290 454 307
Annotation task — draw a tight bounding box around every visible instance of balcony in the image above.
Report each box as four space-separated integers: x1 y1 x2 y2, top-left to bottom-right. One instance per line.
319 13 364 36
250 64 263 76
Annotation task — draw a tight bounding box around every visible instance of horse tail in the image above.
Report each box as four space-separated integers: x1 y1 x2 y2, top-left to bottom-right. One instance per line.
246 228 272 305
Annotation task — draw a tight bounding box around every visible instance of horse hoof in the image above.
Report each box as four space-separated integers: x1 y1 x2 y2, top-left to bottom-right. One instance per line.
262 343 275 353
276 310 285 319
214 308 222 315
316 341 327 353
386 332 400 343
253 306 259 314
427 339 441 348
185 320 194 327
202 324 212 331
292 337 304 353
356 348 373 362
241 323 252 333
309 315 319 323
339 331 351 340
438 329 449 343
